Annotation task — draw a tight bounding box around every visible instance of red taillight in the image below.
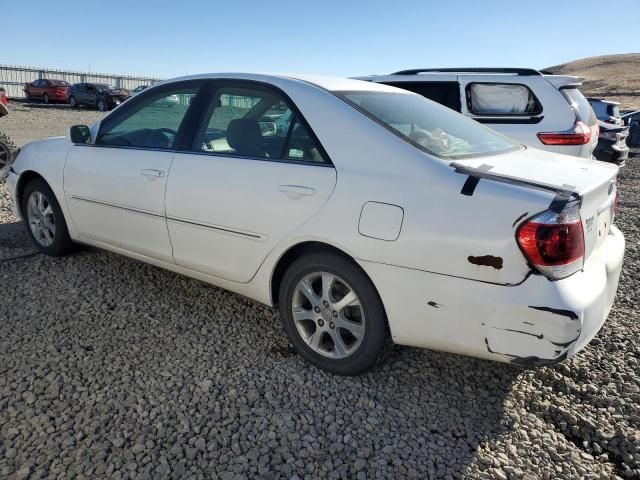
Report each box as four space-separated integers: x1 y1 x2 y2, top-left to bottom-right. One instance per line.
516 202 585 279
537 121 592 145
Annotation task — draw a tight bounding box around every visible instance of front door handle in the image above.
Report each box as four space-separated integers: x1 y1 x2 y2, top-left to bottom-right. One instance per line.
141 169 165 178
279 185 315 200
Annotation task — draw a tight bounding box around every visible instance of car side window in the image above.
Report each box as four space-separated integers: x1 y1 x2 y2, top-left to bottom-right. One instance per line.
193 84 329 164
386 81 462 112
467 83 542 116
96 84 200 150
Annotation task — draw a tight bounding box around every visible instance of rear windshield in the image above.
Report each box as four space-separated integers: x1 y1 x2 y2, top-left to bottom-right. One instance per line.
50 80 69 86
338 91 521 159
563 89 597 125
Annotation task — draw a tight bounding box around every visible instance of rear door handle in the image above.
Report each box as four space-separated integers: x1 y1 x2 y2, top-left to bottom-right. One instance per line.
279 185 315 200
141 169 165 178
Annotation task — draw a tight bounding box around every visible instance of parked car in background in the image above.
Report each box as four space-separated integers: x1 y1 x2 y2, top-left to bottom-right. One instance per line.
2 74 625 374
360 68 599 159
23 79 70 104
594 121 630 164
67 83 130 111
621 109 640 126
0 91 16 171
622 110 640 147
588 98 623 126
131 85 149 96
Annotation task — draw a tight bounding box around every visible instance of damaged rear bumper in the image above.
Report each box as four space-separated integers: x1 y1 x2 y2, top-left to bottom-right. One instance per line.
359 225 625 365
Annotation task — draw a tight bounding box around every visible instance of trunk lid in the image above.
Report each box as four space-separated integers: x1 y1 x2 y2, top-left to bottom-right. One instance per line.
452 147 618 263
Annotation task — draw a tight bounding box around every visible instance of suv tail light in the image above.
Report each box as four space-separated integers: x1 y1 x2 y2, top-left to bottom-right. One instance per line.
516 201 584 279
537 121 592 145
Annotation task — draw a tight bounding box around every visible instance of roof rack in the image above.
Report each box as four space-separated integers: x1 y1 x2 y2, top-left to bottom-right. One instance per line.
390 68 542 76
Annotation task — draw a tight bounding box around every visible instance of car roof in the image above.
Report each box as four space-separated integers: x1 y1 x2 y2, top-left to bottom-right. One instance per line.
155 73 401 93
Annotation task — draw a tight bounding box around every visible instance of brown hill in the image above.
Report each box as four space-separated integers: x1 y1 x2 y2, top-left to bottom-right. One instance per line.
544 53 640 110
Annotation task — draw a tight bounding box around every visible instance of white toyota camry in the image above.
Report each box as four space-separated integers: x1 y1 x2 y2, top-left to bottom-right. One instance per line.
2 74 625 374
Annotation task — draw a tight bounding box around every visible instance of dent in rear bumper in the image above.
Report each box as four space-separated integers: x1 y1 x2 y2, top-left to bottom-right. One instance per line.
359 225 625 365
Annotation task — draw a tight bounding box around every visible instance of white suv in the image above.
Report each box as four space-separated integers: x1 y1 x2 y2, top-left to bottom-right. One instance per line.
360 68 598 159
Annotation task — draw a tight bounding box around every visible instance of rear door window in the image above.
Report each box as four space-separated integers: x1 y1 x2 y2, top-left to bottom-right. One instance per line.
192 83 329 164
467 83 542 115
383 82 461 111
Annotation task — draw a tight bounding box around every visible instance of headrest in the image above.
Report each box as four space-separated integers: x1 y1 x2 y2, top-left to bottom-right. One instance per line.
226 118 264 157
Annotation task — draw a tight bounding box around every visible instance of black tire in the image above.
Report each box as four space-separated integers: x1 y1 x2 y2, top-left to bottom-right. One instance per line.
97 98 108 112
0 131 17 170
21 178 75 256
43 93 49 104
69 95 77 108
278 252 390 375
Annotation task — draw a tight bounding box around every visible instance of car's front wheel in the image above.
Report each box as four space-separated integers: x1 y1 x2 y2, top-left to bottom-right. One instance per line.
21 178 75 256
97 98 108 111
68 95 77 108
278 252 390 375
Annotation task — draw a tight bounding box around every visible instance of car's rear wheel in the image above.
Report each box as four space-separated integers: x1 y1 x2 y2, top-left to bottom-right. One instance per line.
69 95 77 108
278 252 389 375
43 93 49 104
21 178 75 256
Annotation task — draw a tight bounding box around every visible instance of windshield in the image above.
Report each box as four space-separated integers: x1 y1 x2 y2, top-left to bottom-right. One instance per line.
50 80 69 86
338 91 521 159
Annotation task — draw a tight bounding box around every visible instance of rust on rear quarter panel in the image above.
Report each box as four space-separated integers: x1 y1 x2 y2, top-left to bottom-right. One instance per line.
468 255 504 270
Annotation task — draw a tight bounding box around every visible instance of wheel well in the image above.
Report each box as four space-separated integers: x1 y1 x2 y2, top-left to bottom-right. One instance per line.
272 241 380 306
15 171 46 216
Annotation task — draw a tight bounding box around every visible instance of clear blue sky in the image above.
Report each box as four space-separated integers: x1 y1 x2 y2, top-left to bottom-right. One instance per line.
4 0 639 79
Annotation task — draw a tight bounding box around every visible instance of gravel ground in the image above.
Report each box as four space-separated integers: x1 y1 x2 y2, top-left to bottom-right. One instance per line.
0 105 639 480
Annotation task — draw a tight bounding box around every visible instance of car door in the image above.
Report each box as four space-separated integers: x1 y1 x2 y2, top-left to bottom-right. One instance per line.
31 80 44 98
64 81 204 262
84 84 97 106
165 81 337 283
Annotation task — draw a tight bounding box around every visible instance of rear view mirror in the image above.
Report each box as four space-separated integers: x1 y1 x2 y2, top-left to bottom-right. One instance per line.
259 121 277 137
69 125 91 144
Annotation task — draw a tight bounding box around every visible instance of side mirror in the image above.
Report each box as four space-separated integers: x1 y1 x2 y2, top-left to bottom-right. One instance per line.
69 125 91 144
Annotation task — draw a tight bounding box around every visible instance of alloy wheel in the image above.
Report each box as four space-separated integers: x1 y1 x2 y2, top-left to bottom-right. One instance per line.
291 271 365 359
26 191 55 247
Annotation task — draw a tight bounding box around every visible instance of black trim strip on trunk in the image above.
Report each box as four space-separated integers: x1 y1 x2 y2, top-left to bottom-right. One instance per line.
450 162 579 200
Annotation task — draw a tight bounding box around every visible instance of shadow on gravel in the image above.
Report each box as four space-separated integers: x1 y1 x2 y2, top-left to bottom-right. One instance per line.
0 221 37 260
0 247 522 478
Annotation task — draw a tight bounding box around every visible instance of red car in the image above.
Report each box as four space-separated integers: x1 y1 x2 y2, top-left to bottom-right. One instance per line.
24 78 70 104
0 87 7 107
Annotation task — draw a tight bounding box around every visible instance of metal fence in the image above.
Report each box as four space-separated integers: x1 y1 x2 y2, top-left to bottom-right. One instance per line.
0 64 163 98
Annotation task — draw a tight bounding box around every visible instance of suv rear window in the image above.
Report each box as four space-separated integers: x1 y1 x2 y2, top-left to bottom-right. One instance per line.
563 89 597 126
467 83 542 115
338 91 521 159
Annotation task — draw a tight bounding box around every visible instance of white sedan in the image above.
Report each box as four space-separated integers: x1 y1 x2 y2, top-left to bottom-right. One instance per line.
2 74 625 374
